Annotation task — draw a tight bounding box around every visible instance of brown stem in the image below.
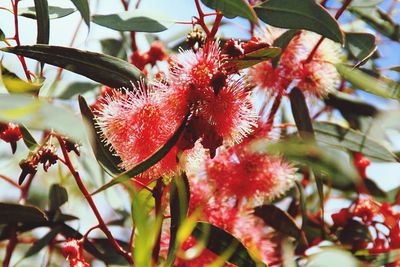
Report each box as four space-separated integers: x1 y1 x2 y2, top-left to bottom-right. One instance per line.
20 173 35 204
208 13 223 41
0 174 20 188
2 228 17 267
56 135 133 264
152 178 164 265
11 0 31 81
266 92 283 126
194 0 211 36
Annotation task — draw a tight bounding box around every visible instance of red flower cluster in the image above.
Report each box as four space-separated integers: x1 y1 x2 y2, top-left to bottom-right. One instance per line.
331 196 400 253
62 239 90 267
248 30 342 97
130 41 166 71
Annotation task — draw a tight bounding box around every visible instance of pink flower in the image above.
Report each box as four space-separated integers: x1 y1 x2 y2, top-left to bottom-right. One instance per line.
248 30 342 97
96 82 188 180
206 146 296 202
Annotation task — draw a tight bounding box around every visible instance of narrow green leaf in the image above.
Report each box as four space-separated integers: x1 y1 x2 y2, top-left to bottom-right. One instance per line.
23 226 63 258
388 66 400 72
289 87 315 140
167 173 190 266
70 0 90 27
92 10 174 33
49 184 68 211
78 96 122 175
34 0 50 45
0 203 47 224
101 37 128 60
314 121 398 162
1 45 144 89
0 94 86 141
362 249 400 265
0 28 5 41
254 205 304 242
20 125 39 150
226 46 281 70
364 178 386 198
0 65 43 94
336 64 400 99
18 6 76 19
200 0 258 23
272 29 299 67
254 0 344 43
325 91 378 117
349 7 399 42
90 238 130 265
58 82 99 99
345 32 377 63
91 113 189 194
192 222 266 267
350 0 384 7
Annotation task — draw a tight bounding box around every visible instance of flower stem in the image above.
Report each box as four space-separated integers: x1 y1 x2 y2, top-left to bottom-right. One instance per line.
56 135 133 265
2 228 17 267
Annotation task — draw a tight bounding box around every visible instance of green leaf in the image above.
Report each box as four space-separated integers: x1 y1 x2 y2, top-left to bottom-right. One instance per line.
336 64 400 99
348 7 399 42
350 0 384 7
0 203 47 224
58 82 99 99
307 249 360 267
254 0 344 43
91 238 130 265
20 125 39 150
1 45 144 89
0 65 43 94
91 113 189 194
254 205 306 243
251 139 360 190
192 222 266 267
0 28 5 42
200 0 258 23
325 91 378 117
345 32 377 63
167 173 190 266
101 38 128 60
0 94 86 141
18 6 76 19
92 9 174 33
49 184 68 211
78 96 122 175
364 178 386 198
272 29 300 67
70 0 90 27
34 0 49 72
314 121 398 162
289 87 314 140
23 226 62 259
34 0 50 46
361 249 400 265
226 46 281 70
388 66 400 72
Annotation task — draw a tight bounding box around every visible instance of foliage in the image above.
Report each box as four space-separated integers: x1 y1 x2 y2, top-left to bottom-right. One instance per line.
0 0 399 266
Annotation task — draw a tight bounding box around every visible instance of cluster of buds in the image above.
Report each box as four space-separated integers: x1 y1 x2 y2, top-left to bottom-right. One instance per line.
186 28 206 49
331 197 400 253
0 122 22 154
62 239 90 267
18 143 58 184
130 41 166 71
18 137 80 184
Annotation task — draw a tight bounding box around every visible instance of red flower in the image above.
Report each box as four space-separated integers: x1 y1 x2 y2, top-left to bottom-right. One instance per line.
331 208 351 227
206 146 296 202
0 122 22 153
96 82 188 180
